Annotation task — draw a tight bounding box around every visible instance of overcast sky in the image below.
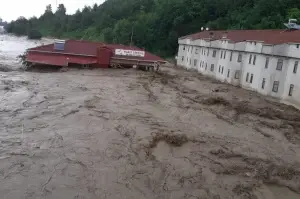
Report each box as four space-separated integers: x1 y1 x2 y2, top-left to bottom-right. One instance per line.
0 0 104 22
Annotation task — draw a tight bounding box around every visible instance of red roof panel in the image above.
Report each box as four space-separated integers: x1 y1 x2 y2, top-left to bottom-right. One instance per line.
27 53 98 66
28 40 165 62
181 29 300 45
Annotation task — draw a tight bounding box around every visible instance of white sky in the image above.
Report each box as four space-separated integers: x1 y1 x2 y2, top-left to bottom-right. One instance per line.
0 0 104 22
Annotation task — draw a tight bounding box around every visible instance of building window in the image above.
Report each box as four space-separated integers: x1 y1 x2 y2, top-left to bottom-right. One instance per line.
276 59 283 71
194 59 197 66
182 56 184 61
210 64 214 72
189 59 191 65
227 69 230 78
250 74 254 83
235 71 240 79
205 63 207 70
249 55 252 64
246 73 249 82
219 65 221 73
253 55 256 65
297 44 299 49
265 57 269 69
195 48 198 54
272 81 279 93
262 78 266 89
289 84 294 96
183 46 185 51
230 51 233 61
213 50 217 57
224 51 226 59
294 61 298 74
221 51 223 58
191 47 193 54
221 66 224 74
207 49 209 56
238 53 242 62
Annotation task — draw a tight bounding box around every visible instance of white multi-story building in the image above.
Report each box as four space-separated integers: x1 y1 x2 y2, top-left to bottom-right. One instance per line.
177 29 300 108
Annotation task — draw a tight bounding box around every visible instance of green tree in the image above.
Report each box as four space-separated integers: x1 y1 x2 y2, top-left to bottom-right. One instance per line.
5 0 300 57
288 8 300 22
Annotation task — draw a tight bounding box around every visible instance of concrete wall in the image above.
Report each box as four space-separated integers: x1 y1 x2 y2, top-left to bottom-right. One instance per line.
177 38 300 109
282 58 300 108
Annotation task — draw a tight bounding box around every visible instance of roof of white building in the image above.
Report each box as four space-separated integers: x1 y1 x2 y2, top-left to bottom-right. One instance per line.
180 29 300 45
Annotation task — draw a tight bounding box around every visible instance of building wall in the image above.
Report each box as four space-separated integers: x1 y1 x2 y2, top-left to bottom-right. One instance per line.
282 58 300 108
177 38 300 109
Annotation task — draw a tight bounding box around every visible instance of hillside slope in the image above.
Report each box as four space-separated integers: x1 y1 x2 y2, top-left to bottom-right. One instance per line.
5 0 300 56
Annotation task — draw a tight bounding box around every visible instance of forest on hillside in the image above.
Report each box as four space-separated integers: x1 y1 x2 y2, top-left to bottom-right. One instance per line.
5 0 300 56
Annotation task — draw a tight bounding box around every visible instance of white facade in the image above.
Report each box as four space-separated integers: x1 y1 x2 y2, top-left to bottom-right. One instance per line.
177 36 300 108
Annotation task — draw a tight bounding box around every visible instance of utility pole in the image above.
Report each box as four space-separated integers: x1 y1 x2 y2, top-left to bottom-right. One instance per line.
130 26 134 46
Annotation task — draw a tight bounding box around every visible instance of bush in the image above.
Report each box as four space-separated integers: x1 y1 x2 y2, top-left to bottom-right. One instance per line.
27 30 42 40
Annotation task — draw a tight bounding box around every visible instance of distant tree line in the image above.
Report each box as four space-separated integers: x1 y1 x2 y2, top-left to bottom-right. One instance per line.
5 0 300 56
0 18 7 26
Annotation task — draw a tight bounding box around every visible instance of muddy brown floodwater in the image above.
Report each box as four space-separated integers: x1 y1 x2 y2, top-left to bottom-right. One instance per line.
1 36 300 199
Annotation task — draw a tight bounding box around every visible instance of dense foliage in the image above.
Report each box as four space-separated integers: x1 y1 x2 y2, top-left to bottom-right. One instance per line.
0 18 7 27
27 30 42 40
5 0 300 56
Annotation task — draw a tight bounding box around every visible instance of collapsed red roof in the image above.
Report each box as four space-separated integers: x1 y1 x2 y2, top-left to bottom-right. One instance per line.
181 29 300 45
28 40 165 62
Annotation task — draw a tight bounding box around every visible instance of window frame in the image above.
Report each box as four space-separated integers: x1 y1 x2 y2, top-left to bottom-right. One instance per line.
249 54 252 64
210 64 214 72
289 84 294 96
262 78 266 89
194 59 197 67
272 81 280 93
227 69 230 78
293 61 298 74
235 71 240 79
250 74 254 83
230 51 233 61
253 55 256 65
238 53 242 62
246 73 249 82
276 58 283 71
212 50 217 57
265 57 269 69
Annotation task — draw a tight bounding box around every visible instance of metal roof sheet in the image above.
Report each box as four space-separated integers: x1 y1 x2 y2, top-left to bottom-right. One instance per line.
28 40 165 62
181 29 300 45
